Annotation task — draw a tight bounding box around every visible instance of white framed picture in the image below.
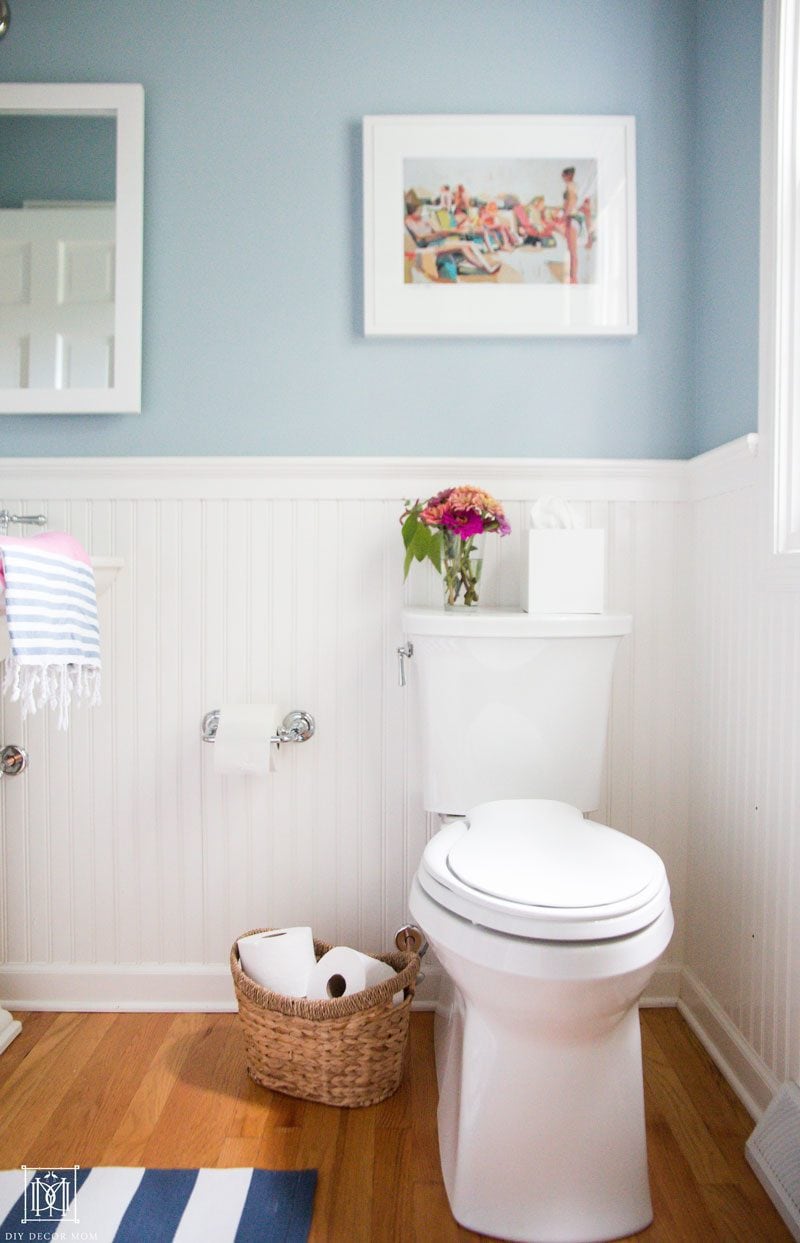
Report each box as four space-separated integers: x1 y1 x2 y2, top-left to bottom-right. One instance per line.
363 114 637 337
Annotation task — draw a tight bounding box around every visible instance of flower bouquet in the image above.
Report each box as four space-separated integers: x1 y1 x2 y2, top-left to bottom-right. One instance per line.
401 485 511 608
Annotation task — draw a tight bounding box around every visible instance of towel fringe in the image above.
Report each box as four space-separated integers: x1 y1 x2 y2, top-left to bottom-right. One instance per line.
2 658 101 730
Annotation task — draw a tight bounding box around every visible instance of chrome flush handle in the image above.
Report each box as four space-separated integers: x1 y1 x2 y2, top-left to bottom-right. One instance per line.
397 641 413 687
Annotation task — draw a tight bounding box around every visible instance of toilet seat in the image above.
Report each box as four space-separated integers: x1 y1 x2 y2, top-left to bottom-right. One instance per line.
418 798 671 941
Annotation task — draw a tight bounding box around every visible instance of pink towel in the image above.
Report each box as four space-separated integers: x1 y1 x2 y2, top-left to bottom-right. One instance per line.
0 531 92 592
0 531 100 728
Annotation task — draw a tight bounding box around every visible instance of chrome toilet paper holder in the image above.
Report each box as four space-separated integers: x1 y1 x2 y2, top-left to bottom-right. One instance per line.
201 708 315 748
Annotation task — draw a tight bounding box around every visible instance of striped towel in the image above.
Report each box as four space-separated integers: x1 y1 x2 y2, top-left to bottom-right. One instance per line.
0 1167 317 1243
0 532 101 730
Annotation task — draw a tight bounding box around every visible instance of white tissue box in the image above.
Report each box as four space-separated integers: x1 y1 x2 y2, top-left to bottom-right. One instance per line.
523 529 606 614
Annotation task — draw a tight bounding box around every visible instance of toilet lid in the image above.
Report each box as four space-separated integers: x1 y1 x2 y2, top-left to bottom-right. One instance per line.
448 800 660 908
418 799 670 940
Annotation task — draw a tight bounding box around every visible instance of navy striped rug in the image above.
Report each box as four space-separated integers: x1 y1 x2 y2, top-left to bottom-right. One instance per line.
0 1167 317 1242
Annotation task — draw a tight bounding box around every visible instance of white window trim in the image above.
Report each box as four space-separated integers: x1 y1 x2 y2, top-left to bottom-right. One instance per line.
761 0 800 562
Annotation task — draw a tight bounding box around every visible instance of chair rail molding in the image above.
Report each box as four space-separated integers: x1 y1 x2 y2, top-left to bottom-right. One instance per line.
0 454 690 502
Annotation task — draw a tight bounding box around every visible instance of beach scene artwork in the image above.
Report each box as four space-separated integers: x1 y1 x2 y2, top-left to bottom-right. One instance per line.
403 157 597 286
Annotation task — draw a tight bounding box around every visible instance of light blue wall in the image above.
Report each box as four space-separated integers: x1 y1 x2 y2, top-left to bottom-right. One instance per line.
0 0 759 459
693 0 763 455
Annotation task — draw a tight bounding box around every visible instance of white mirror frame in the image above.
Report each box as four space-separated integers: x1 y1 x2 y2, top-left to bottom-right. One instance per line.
0 82 143 415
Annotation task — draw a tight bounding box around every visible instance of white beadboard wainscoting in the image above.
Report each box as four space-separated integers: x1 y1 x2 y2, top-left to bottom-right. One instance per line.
683 438 800 1117
6 437 795 1126
4 440 795 1128
0 453 690 1014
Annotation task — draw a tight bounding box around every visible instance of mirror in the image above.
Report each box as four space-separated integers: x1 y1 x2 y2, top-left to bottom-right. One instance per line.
0 83 143 414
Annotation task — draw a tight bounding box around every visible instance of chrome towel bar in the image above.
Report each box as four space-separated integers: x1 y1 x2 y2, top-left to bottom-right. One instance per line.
0 510 47 536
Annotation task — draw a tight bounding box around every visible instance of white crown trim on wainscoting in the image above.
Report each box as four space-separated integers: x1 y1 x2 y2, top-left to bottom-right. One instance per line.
0 435 759 504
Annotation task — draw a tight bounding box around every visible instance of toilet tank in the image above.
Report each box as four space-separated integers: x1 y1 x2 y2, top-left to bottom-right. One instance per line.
402 607 632 816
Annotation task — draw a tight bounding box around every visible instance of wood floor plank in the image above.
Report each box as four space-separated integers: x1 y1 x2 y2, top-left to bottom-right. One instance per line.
642 1039 732 1185
699 1181 793 1243
102 1012 210 1165
300 1100 343 1243
0 1012 116 1167
371 1127 414 1243
644 1114 722 1242
643 1007 791 1235
254 1125 303 1170
409 1010 442 1185
22 1011 171 1167
0 1012 58 1084
138 1014 237 1167
0 1007 791 1241
412 1181 484 1242
646 1007 760 1164
327 1106 375 1239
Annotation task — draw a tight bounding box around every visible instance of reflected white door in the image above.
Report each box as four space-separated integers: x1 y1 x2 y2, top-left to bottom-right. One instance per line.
0 206 115 389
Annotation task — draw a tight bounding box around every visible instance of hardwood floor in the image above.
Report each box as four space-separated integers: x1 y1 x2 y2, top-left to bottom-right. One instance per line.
0 1007 790 1241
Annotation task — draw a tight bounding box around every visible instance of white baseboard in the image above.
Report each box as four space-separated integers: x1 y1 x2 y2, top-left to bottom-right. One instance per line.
1 963 238 1013
1 956 681 1014
641 961 681 1006
678 967 779 1120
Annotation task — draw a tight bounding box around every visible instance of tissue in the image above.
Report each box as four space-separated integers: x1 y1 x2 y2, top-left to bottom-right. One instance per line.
306 946 404 1006
523 497 605 614
530 497 584 530
213 704 278 775
237 927 317 996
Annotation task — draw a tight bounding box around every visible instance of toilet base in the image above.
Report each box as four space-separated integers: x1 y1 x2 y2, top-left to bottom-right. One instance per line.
436 982 652 1243
410 878 674 1243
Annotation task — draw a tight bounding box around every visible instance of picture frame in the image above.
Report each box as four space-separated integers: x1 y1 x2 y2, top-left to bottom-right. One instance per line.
363 114 637 337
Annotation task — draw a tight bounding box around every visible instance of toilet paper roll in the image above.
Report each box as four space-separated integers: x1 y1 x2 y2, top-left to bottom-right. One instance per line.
306 946 404 1006
213 703 278 775
237 926 316 996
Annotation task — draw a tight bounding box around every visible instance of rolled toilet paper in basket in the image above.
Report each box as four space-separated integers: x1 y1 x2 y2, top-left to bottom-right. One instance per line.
306 946 405 1007
237 926 316 996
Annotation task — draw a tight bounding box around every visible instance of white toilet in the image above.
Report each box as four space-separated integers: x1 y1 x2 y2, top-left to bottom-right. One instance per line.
403 606 673 1243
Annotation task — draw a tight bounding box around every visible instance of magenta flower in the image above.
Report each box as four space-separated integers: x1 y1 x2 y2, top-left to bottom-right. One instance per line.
443 510 486 539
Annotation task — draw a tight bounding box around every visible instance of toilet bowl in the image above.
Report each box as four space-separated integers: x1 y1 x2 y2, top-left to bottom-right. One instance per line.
401 608 674 1243
409 799 673 1243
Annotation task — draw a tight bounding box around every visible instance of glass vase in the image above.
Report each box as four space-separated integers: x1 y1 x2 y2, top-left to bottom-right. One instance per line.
442 530 485 608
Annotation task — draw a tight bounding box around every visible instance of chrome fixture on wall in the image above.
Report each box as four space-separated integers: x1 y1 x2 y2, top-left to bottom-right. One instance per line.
0 510 47 536
0 3 10 39
201 708 316 748
0 745 28 778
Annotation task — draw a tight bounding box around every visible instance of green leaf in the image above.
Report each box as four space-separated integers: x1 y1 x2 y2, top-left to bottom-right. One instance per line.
428 529 442 573
401 512 417 549
410 522 432 563
401 503 445 580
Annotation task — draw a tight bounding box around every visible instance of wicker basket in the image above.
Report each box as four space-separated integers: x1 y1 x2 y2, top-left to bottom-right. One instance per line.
230 930 420 1108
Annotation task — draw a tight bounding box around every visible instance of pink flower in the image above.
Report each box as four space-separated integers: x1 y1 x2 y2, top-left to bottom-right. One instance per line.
443 510 486 539
413 483 510 538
